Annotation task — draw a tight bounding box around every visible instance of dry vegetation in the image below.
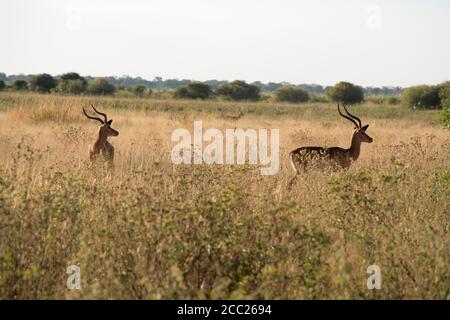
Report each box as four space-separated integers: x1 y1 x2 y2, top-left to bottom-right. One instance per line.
0 92 449 299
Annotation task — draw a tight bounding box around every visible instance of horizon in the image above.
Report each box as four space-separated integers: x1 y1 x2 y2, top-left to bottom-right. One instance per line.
1 0 450 87
0 71 407 89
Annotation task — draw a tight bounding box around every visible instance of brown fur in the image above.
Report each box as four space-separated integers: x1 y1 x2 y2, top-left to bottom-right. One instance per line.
82 105 119 166
289 127 373 172
88 123 118 163
288 106 373 188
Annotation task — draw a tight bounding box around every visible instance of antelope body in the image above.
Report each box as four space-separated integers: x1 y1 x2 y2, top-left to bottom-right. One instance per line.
289 104 373 174
82 105 119 164
220 109 244 121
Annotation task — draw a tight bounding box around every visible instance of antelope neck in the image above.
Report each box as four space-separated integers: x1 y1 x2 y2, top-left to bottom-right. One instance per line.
97 130 109 144
348 133 361 160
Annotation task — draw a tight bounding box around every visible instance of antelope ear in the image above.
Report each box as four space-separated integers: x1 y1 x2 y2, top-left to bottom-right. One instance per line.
361 124 369 131
106 120 112 125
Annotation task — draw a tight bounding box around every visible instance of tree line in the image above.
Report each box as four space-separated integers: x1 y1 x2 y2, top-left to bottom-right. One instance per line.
0 73 449 115
0 72 365 103
0 72 403 95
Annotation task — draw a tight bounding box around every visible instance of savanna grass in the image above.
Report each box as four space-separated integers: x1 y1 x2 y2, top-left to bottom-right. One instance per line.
0 92 448 299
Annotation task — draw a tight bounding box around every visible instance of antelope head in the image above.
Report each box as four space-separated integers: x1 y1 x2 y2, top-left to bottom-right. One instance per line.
337 103 373 144
82 104 119 137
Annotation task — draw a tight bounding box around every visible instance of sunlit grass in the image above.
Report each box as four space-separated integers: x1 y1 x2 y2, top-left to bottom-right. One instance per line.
0 92 448 299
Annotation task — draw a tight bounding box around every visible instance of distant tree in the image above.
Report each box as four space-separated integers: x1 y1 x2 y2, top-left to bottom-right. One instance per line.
132 85 146 97
203 80 222 90
29 73 57 93
0 73 6 81
173 87 189 99
438 82 450 109
402 85 441 109
216 80 260 101
328 81 364 105
57 79 86 95
174 82 211 99
13 80 28 91
265 82 282 92
387 96 400 105
275 86 309 103
60 72 87 85
87 77 115 95
0 80 5 91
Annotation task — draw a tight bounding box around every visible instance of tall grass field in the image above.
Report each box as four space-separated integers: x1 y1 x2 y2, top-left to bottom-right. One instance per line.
0 92 448 299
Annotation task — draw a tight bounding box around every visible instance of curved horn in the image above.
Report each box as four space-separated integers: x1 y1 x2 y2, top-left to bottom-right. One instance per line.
337 103 359 128
82 106 104 124
342 104 362 128
90 104 107 123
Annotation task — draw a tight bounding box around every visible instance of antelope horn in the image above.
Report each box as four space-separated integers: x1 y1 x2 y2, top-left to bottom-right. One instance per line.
90 104 108 123
342 104 362 128
82 106 104 124
337 103 359 128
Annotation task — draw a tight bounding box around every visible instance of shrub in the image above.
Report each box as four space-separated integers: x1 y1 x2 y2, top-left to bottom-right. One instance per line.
60 72 87 85
56 79 86 95
438 82 450 109
216 80 260 101
402 85 441 109
439 83 450 128
29 74 57 93
174 82 211 99
56 73 87 95
87 77 115 95
328 81 364 105
0 80 5 91
12 80 28 91
275 86 309 103
309 94 330 103
439 108 450 129
387 96 400 105
132 85 146 97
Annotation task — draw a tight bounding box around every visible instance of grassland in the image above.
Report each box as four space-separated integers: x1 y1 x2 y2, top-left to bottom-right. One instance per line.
0 92 448 299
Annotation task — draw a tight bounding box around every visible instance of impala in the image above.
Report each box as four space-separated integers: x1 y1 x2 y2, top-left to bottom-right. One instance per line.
220 108 244 121
288 104 372 185
82 105 119 165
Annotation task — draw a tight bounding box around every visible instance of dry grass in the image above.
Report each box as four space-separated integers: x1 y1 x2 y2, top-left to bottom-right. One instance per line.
0 92 449 299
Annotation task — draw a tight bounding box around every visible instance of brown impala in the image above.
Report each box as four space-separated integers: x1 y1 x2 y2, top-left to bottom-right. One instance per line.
82 105 119 165
288 104 372 186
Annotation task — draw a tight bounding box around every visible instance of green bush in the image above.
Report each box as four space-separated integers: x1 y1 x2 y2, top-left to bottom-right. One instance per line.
60 72 87 85
174 82 211 99
275 86 309 103
29 74 57 93
0 80 5 91
132 85 146 97
87 78 115 95
56 73 87 95
328 81 364 105
439 83 450 128
309 94 330 103
387 96 400 105
439 108 450 129
438 82 450 109
402 85 441 109
56 79 86 95
12 80 28 91
217 80 260 101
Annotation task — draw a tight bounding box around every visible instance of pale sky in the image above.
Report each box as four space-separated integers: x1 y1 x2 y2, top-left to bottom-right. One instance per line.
1 0 449 87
